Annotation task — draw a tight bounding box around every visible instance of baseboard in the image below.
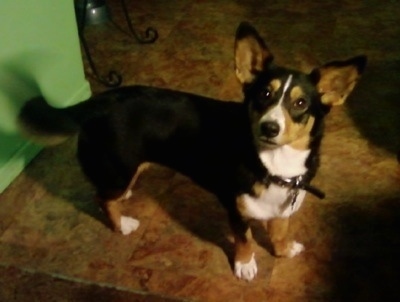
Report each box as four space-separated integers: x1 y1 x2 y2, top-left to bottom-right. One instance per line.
0 81 91 193
0 142 42 193
63 80 92 107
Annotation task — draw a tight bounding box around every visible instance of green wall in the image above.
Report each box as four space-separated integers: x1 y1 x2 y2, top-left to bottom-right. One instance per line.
0 0 91 193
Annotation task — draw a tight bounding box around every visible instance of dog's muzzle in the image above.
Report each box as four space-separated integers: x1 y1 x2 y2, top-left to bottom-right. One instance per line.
258 121 280 147
260 121 280 138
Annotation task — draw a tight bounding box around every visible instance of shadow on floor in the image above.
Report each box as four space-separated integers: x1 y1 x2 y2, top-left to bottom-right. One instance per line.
346 59 400 157
23 140 249 268
327 195 400 301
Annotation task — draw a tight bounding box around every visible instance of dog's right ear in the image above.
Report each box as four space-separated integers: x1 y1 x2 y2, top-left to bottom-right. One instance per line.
311 55 367 106
234 22 273 84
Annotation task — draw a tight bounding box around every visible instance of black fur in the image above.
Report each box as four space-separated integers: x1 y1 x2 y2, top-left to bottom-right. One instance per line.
20 86 268 206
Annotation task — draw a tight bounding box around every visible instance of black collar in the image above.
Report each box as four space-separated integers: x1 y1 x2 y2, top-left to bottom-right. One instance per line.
263 174 325 199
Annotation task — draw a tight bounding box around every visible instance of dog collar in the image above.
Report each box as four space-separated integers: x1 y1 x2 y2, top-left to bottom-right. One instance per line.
263 174 326 199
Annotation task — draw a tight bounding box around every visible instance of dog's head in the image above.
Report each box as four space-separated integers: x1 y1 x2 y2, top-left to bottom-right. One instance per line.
234 22 367 151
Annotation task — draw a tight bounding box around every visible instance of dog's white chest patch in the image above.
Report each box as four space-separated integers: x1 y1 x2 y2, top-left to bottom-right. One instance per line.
259 145 310 177
242 185 306 219
241 145 310 219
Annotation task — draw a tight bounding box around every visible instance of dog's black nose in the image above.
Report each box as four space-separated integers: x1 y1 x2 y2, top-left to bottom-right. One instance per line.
260 121 280 138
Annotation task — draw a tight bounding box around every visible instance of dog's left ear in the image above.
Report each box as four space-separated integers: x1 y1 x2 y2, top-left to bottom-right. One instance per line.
234 22 273 84
311 55 367 106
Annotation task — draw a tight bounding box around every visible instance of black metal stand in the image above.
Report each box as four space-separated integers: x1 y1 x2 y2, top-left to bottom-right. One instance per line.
120 0 158 44
77 0 158 88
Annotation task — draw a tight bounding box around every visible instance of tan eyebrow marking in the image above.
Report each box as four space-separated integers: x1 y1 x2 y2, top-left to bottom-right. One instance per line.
270 79 281 92
290 86 305 101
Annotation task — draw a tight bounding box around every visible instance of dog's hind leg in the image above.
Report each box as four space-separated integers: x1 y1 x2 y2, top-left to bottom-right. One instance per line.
99 162 151 235
121 162 151 199
77 134 150 235
102 195 140 235
267 217 304 258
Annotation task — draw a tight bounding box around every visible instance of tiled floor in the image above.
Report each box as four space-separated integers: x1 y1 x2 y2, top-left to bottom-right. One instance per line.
1 0 400 301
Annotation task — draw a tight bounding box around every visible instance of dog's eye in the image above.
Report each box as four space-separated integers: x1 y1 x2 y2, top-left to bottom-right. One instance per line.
259 88 272 103
261 88 272 99
293 98 308 110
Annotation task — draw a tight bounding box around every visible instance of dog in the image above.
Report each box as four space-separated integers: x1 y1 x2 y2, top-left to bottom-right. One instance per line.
18 22 366 281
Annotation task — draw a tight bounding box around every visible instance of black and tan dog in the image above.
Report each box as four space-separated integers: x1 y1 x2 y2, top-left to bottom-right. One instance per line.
18 22 366 281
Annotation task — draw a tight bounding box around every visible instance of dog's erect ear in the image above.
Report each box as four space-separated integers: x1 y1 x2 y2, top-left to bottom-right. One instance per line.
312 55 367 106
234 22 273 84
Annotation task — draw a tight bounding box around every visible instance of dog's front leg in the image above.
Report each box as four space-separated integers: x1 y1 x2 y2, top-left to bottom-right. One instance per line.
227 209 257 281
267 217 304 258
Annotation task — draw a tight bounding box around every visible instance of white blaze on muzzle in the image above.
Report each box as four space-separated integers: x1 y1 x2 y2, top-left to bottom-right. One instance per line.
261 74 293 140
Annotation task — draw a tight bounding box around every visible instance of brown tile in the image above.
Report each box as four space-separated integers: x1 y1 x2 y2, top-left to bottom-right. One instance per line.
3 0 400 301
0 265 180 302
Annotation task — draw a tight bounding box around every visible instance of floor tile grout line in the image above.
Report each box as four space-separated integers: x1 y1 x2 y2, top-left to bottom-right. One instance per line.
0 262 192 302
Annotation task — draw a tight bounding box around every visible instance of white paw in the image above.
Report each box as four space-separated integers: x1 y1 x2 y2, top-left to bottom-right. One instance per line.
287 241 304 258
234 253 257 281
120 216 140 235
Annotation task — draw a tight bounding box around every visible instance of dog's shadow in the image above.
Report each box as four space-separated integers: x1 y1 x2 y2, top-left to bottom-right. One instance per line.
24 140 272 267
23 138 105 223
327 196 400 300
346 59 400 157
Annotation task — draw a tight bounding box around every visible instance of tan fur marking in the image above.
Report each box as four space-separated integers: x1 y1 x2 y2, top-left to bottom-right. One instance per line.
234 229 254 264
252 181 266 197
318 65 361 106
98 162 151 233
235 38 270 84
121 162 151 199
290 86 305 101
235 40 254 83
281 108 315 150
236 195 248 218
270 79 281 93
267 218 291 257
233 195 255 263
104 198 124 232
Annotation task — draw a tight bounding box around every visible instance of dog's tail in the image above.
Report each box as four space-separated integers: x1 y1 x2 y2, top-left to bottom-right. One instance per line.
18 96 110 145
